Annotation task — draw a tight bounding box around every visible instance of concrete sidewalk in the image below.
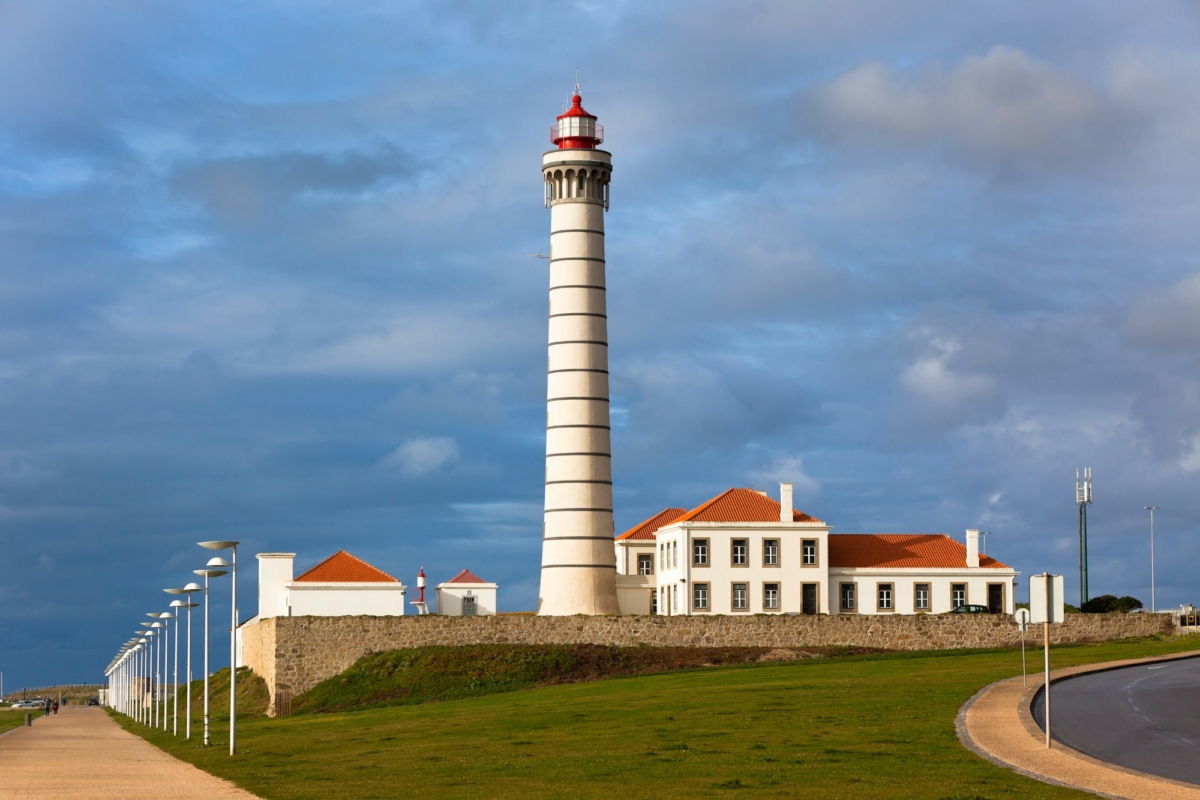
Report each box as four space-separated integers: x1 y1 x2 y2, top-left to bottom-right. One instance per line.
958 651 1200 800
0 707 261 800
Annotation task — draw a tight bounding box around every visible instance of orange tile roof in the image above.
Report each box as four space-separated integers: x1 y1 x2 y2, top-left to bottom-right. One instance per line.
616 508 688 541
828 534 1010 569
445 568 489 584
294 550 398 583
674 488 823 525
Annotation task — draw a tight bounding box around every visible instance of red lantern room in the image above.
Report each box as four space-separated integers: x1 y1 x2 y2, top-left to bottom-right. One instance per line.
551 93 604 149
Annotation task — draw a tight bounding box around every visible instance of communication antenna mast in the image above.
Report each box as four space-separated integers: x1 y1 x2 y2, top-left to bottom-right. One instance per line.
1076 468 1093 606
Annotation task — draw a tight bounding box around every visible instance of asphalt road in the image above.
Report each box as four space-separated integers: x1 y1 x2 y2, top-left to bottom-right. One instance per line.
1032 655 1200 786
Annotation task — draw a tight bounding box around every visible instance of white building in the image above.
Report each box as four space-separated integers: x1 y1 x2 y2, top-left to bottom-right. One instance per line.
255 550 408 619
436 569 498 617
615 485 1017 616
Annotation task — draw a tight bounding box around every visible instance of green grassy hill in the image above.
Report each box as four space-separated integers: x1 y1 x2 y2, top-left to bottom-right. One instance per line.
291 643 880 714
116 635 1198 799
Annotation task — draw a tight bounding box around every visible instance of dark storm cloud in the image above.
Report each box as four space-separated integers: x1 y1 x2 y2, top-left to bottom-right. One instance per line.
2 0 1200 687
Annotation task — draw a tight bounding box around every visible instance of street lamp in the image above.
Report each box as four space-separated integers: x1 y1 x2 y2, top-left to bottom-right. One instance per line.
158 611 174 731
181 583 202 738
139 624 157 726
194 564 227 747
136 631 154 725
147 619 163 728
1145 506 1159 613
199 540 240 756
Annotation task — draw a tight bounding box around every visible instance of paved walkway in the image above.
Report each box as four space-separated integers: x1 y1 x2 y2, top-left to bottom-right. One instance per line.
0 707 261 800
958 650 1200 800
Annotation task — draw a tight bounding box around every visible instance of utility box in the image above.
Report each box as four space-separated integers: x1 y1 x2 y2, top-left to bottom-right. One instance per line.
1029 574 1064 624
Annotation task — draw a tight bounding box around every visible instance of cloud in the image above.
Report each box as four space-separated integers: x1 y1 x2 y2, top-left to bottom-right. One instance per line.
803 46 1143 172
1126 273 1200 351
749 454 822 501
382 436 460 477
172 144 418 224
894 337 1004 434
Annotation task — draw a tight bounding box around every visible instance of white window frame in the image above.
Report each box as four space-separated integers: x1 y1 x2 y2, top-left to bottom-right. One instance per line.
731 582 749 611
732 539 748 567
763 539 779 567
637 554 653 576
693 583 709 612
693 539 709 567
802 539 818 567
763 582 780 610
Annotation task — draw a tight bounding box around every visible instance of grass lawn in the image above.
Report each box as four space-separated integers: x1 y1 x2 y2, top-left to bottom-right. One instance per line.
115 636 1199 799
0 708 42 734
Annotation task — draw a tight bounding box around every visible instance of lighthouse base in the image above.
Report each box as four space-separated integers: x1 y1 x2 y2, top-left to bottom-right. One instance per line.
537 567 621 616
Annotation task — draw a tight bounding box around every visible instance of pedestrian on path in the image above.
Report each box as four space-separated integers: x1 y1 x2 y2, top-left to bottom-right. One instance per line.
53 700 59 716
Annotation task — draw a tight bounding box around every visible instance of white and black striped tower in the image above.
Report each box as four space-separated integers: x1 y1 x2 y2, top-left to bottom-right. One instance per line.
538 90 620 615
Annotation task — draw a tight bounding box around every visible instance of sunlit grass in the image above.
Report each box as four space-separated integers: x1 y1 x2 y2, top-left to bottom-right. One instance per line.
114 635 1198 799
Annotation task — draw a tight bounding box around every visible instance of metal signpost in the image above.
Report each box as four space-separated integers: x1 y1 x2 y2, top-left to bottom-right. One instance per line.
1014 608 1030 687
1030 573 1065 749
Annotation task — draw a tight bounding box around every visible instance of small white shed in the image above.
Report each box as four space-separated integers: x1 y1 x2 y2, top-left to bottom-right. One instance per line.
436 569 497 616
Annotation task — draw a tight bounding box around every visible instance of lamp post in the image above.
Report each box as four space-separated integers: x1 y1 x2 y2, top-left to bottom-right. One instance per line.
194 565 227 746
182 583 201 738
147 620 162 728
139 624 157 726
167 600 185 735
136 633 152 729
159 611 174 731
1145 506 1159 612
199 540 240 756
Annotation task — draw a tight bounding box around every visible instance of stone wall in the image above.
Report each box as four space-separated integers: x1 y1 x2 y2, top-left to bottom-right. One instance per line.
241 612 1173 716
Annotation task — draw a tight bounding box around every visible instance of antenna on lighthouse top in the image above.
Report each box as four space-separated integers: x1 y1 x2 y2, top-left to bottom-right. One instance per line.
574 67 580 96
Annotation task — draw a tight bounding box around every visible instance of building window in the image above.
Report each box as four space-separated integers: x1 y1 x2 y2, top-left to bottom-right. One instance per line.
671 585 678 613
732 539 748 566
651 589 658 615
877 583 893 612
732 583 748 611
658 543 664 571
914 583 930 611
693 539 709 566
637 554 653 576
839 583 857 612
693 583 709 611
763 539 779 567
952 583 967 609
673 542 678 569
802 539 818 566
763 583 780 610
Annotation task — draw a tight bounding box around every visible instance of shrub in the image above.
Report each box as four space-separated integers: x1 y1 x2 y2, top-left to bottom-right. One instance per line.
1080 594 1144 614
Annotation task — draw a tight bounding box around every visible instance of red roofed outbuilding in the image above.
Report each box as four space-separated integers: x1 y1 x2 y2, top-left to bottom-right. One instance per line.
436 569 498 617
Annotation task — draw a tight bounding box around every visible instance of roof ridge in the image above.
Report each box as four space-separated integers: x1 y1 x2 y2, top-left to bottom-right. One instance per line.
677 487 741 522
295 549 398 583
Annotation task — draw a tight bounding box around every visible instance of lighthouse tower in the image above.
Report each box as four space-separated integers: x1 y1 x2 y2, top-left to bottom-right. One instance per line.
538 91 620 615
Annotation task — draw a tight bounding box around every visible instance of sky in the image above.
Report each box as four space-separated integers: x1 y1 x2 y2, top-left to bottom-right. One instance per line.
2 0 1199 689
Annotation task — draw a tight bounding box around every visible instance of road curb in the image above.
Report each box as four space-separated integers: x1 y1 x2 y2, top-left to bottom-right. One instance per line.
957 648 1200 800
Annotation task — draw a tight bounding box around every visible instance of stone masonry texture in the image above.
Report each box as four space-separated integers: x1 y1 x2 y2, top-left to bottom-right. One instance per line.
241 612 1173 716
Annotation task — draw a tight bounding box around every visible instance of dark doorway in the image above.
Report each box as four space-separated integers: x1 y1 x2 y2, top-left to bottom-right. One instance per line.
802 583 818 615
987 584 1004 614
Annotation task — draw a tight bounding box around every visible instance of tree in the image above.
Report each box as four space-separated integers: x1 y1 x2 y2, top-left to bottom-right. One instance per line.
1080 594 1144 613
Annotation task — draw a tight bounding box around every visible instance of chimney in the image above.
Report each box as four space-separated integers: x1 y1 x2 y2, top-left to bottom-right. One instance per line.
965 530 980 569
256 553 296 620
779 483 794 523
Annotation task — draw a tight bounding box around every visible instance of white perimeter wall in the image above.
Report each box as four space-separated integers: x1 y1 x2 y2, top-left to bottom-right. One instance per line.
289 583 407 617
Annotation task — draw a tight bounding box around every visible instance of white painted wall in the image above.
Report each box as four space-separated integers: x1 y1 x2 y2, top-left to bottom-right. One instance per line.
257 553 295 620
436 583 497 616
654 521 832 616
288 583 407 617
827 570 1016 615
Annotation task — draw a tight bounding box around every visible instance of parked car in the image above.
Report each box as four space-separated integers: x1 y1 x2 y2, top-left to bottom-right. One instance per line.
87 699 100 707
947 604 992 614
